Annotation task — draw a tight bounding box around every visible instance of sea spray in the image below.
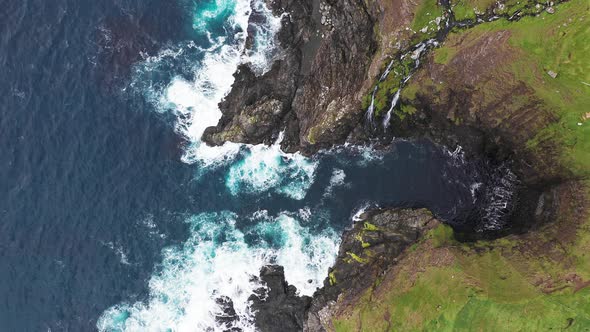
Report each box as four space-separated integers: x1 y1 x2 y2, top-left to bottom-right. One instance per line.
226 134 318 200
127 0 281 168
243 0 284 75
97 211 339 331
323 168 347 197
98 2 334 330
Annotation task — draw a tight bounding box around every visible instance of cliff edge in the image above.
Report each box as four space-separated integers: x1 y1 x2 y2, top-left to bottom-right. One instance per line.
209 0 590 329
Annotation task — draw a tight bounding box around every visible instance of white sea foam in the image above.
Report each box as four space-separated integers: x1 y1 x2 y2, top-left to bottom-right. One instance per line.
352 202 374 222
132 0 281 168
98 1 336 330
470 182 483 203
353 145 385 166
191 0 237 33
253 214 339 294
98 212 265 331
140 214 167 239
243 0 284 75
101 241 131 266
324 168 347 197
97 211 339 331
329 169 346 187
226 136 318 200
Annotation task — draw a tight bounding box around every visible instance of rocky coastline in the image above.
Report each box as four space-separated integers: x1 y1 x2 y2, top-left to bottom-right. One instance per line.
202 0 580 234
202 0 376 153
206 0 590 330
245 208 439 332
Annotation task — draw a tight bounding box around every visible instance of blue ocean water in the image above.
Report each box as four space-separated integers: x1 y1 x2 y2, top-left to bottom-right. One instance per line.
1 0 492 330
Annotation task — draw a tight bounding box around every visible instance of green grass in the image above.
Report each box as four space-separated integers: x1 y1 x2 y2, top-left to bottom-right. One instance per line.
333 244 590 331
428 224 456 247
363 222 379 231
329 271 337 286
412 0 445 38
368 55 417 117
333 6 590 329
452 293 590 331
451 0 479 20
504 1 590 177
450 0 545 21
347 252 369 264
417 0 590 177
433 46 457 65
481 0 589 176
362 0 446 116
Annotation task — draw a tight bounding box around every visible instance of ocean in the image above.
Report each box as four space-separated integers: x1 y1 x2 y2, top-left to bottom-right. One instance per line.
1 0 492 330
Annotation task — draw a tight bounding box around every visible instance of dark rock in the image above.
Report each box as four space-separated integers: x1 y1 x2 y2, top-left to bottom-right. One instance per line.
246 209 436 331
203 0 377 153
305 208 436 331
250 265 312 332
214 296 241 331
202 0 313 148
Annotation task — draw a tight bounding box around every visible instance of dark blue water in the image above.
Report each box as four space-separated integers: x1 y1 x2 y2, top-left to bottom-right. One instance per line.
1 1 492 330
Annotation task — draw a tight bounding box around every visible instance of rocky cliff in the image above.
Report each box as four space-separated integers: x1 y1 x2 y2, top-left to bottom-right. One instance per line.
203 0 377 153
208 0 590 329
248 208 438 332
304 208 438 331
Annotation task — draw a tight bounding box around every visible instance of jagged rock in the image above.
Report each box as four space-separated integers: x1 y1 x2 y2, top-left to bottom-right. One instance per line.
214 296 241 331
203 0 313 149
305 208 437 331
250 265 312 332
205 96 285 145
203 0 377 153
244 209 436 332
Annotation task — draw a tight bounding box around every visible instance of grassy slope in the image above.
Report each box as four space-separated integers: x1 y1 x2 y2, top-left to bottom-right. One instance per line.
506 1 590 176
433 0 590 176
451 0 551 21
334 206 590 331
412 0 445 37
333 1 590 330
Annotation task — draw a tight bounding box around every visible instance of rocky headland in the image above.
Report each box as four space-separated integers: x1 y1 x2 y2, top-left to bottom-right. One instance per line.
208 0 590 329
247 208 439 332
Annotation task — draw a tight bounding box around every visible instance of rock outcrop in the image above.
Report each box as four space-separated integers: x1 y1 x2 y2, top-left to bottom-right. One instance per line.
395 29 567 185
211 0 590 330
305 208 437 331
250 265 312 332
203 0 377 153
248 208 437 332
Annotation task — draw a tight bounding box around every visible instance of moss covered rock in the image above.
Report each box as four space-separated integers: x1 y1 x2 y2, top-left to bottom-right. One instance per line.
305 208 438 331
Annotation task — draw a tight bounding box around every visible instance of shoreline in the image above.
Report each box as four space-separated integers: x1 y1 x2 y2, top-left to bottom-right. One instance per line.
207 0 590 330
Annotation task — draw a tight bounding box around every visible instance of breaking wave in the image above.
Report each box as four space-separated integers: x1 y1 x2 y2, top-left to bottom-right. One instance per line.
97 211 339 331
226 135 318 200
98 1 331 331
